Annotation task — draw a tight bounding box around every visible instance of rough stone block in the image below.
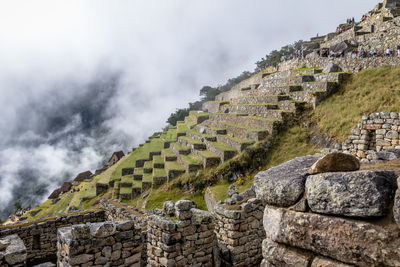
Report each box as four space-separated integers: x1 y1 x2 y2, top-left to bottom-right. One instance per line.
262 238 311 266
309 153 360 174
306 170 397 217
254 155 320 207
263 206 400 266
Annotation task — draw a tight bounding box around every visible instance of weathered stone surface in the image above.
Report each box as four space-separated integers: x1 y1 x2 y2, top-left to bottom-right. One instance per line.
163 201 175 216
309 153 360 174
175 200 193 211
228 185 238 196
306 170 397 217
89 222 116 238
2 235 26 265
311 256 353 267
254 155 320 207
262 238 311 266
263 206 400 266
373 149 400 161
323 63 341 73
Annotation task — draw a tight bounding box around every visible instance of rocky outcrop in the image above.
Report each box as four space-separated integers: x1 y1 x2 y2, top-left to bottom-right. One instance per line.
308 152 360 174
254 155 320 207
306 170 397 217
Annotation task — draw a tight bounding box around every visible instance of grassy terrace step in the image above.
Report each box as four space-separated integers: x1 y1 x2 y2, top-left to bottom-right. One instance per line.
160 127 178 143
205 120 268 141
120 175 133 187
142 173 153 191
177 121 188 137
189 111 209 124
216 134 254 152
153 155 165 168
278 100 307 112
120 186 133 200
143 161 153 173
153 168 167 185
164 161 185 182
186 129 217 142
230 95 290 105
133 168 143 180
162 148 177 161
131 138 165 168
178 136 207 150
209 113 280 130
171 142 191 155
203 140 236 162
184 116 196 129
177 153 203 173
192 149 221 168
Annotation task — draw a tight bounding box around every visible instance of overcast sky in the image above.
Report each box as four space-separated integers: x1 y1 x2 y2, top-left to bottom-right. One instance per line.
0 0 377 218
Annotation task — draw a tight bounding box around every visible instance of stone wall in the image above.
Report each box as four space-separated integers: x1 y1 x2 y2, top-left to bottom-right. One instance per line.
147 200 214 266
57 221 143 267
279 57 400 73
213 198 265 267
100 199 147 228
342 112 400 161
0 210 105 265
255 154 400 267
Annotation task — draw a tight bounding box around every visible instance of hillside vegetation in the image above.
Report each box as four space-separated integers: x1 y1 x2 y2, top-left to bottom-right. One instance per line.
313 65 400 141
17 64 400 222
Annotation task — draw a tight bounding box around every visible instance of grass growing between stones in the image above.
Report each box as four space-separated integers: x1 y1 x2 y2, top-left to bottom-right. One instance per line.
313 65 400 142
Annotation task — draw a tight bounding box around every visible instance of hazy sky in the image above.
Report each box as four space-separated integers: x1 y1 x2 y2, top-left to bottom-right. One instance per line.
0 0 377 218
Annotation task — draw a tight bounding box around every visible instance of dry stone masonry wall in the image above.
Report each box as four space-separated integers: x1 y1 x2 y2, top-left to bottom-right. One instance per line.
57 221 143 267
343 112 400 161
0 235 27 267
147 200 214 267
255 153 400 267
0 210 105 265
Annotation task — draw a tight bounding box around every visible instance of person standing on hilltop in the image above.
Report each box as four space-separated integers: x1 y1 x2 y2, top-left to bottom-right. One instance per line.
386 48 391 57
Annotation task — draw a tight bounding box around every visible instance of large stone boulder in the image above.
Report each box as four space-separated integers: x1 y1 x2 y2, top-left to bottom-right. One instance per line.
254 155 320 207
263 206 400 266
311 256 353 267
309 152 360 174
323 63 341 73
306 170 397 217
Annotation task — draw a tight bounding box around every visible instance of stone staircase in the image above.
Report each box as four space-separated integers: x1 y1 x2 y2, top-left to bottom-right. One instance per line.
99 67 349 200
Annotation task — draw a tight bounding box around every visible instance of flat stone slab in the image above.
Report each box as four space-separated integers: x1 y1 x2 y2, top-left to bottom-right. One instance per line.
311 256 353 267
263 206 400 266
255 155 321 207
306 170 397 217
309 152 360 174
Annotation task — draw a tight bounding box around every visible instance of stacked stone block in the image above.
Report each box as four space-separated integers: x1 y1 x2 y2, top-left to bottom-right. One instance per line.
147 200 214 267
57 221 142 266
0 210 105 265
0 234 27 266
342 112 400 160
255 154 400 266
213 198 265 266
